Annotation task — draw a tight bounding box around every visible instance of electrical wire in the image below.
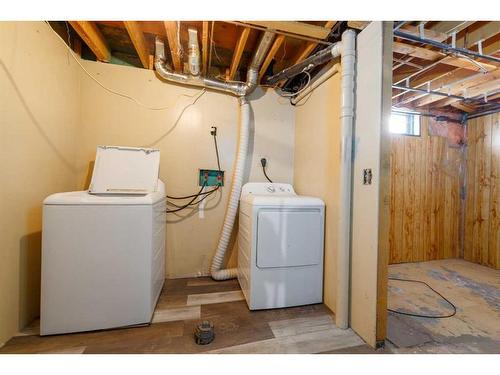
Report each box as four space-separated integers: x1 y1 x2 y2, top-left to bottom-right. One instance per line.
212 129 222 172
45 21 204 111
388 277 457 319
166 182 207 213
167 185 220 209
167 185 219 200
263 167 273 183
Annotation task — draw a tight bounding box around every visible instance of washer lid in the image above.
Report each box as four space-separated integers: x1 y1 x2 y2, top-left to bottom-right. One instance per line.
89 146 160 195
43 190 165 205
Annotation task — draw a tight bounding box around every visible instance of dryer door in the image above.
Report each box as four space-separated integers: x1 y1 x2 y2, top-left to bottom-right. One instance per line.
256 208 323 268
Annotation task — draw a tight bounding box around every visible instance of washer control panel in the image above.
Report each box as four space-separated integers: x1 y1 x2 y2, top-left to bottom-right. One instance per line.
241 183 296 196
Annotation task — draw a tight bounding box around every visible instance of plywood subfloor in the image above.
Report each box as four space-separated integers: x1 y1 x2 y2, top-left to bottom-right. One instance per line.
0 277 363 354
387 259 500 353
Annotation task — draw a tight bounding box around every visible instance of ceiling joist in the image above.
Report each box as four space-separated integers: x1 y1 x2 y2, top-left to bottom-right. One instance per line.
163 21 183 72
228 27 251 80
242 21 331 40
259 34 286 80
123 21 150 69
69 21 110 62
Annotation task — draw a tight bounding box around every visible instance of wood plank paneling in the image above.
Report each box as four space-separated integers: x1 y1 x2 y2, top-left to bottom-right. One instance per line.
389 117 462 263
464 113 500 269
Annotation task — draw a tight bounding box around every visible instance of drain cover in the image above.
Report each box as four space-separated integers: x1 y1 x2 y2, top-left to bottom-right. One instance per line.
194 320 215 345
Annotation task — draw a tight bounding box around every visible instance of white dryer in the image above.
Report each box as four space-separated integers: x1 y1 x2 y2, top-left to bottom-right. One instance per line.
238 183 325 310
41 146 166 335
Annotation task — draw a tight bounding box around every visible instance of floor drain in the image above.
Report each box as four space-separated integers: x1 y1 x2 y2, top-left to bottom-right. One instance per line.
194 320 215 345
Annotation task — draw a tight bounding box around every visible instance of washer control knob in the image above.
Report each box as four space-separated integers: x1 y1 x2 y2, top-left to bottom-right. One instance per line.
266 186 276 193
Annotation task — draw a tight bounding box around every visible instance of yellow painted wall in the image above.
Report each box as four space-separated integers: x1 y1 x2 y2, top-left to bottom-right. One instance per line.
76 61 296 278
293 69 342 313
0 21 296 345
0 22 80 345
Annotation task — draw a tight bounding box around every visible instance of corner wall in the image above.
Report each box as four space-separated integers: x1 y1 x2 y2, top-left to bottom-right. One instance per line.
293 69 342 313
0 22 80 345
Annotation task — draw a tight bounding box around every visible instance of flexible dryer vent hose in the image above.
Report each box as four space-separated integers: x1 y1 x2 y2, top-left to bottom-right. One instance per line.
210 97 250 280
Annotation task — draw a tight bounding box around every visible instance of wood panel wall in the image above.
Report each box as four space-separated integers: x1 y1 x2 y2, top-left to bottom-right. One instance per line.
464 113 500 269
389 117 462 264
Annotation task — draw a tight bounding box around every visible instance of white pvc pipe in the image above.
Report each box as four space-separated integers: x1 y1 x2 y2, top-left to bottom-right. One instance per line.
336 29 356 329
210 97 250 280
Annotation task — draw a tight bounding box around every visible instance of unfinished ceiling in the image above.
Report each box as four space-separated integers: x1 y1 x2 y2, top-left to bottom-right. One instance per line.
390 21 500 115
49 20 500 115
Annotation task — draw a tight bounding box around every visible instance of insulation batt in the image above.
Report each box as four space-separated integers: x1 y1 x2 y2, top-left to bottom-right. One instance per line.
428 110 465 147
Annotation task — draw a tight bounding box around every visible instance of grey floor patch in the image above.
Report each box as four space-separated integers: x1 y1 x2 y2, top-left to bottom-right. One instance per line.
387 313 434 348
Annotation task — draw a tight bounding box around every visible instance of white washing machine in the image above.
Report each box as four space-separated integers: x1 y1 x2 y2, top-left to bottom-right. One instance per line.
40 146 166 335
238 183 325 310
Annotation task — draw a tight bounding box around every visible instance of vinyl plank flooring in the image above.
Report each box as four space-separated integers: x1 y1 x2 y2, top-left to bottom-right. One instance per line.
206 327 363 354
186 290 244 306
152 306 201 323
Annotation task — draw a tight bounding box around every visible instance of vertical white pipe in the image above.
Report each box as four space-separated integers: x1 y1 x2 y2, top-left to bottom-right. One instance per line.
336 29 356 329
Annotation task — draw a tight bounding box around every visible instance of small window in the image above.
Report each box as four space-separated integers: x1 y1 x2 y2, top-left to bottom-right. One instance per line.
390 112 421 136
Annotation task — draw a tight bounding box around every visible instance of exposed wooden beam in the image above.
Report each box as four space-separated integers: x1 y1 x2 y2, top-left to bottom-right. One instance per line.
242 21 331 40
69 21 110 62
414 69 500 107
460 21 500 48
123 21 150 69
399 24 449 43
163 21 183 72
393 41 497 72
434 78 500 108
227 27 251 80
292 21 337 65
202 21 209 76
431 21 475 35
348 21 370 30
259 34 286 80
395 68 480 105
450 102 476 112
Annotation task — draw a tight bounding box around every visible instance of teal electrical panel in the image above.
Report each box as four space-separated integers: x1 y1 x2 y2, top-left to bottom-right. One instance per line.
199 169 224 186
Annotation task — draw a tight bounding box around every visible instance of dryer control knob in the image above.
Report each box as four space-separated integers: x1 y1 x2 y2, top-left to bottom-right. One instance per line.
267 186 276 193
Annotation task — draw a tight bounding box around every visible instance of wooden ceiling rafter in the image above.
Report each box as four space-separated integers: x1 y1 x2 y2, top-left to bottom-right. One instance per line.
163 21 183 72
259 34 286 80
242 21 331 40
227 27 251 80
69 21 110 62
292 21 337 65
202 21 209 76
123 21 150 69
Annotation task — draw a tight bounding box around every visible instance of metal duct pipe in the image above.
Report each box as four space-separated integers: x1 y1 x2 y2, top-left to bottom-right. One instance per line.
392 84 466 100
264 42 342 86
155 31 275 97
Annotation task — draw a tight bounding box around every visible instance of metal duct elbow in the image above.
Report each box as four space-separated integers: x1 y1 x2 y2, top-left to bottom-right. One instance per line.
155 30 274 97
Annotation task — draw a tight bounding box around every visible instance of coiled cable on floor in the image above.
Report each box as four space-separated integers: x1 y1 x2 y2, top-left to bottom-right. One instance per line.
388 277 457 319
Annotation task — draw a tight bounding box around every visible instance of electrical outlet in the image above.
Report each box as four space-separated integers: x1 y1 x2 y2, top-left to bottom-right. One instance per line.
199 169 224 186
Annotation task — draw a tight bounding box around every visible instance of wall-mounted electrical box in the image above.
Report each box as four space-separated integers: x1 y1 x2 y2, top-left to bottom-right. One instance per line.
199 169 224 186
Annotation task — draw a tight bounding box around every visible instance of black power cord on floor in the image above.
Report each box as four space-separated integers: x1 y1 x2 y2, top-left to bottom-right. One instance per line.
388 277 457 319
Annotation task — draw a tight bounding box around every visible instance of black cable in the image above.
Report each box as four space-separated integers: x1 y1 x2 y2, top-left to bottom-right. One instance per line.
167 185 219 208
212 126 221 172
387 277 457 319
261 158 273 183
166 182 207 213
167 185 219 200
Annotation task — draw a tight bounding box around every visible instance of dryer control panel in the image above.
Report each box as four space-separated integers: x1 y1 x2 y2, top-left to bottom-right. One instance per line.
241 183 296 196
